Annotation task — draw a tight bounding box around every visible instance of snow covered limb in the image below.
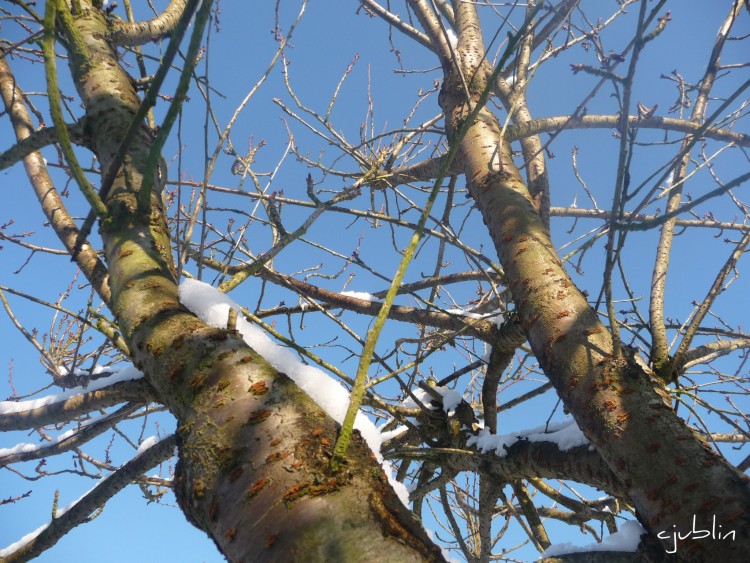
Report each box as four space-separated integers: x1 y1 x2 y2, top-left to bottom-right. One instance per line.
0 403 139 465
0 371 150 431
0 435 177 563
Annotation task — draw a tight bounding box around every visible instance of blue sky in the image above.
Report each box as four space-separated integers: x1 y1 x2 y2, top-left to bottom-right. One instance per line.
1 1 749 561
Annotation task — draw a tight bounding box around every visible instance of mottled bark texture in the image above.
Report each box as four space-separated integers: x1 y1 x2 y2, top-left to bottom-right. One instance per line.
436 3 750 561
57 4 443 561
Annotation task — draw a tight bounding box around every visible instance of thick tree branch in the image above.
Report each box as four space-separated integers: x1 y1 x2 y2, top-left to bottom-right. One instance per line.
108 0 190 46
432 1 750 558
0 57 111 304
0 121 87 171
0 377 150 431
0 403 140 465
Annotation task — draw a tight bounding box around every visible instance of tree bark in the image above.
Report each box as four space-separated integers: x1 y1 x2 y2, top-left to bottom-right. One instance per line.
50 4 444 561
435 3 750 560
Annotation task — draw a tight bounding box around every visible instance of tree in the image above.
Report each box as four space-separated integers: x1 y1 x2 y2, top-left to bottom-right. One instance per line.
1 1 749 561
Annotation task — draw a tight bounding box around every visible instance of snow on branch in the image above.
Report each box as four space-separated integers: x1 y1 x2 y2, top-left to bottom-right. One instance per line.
0 403 139 465
541 520 646 557
0 434 176 562
0 366 147 431
178 279 411 505
0 366 143 415
468 417 590 457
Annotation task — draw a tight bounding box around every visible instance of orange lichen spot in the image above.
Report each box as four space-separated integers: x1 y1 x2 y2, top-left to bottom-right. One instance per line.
564 377 580 396
320 438 330 446
556 309 573 319
266 451 290 463
283 482 311 502
190 373 207 389
617 412 631 424
518 236 528 242
603 400 617 411
308 480 339 496
311 428 324 437
269 438 282 447
249 381 268 395
515 247 527 256
503 233 513 242
246 409 271 425
265 533 278 548
247 478 270 498
226 527 237 541
119 249 134 258
228 466 244 482
239 355 255 363
583 327 602 336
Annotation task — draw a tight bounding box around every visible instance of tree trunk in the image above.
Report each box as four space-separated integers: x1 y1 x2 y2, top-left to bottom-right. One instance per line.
58 5 443 561
437 3 750 560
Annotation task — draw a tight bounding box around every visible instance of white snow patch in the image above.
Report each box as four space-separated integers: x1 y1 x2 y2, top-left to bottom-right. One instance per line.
445 308 506 326
340 290 381 302
0 523 47 559
466 417 589 457
525 418 590 451
379 425 408 443
445 29 458 50
178 279 410 506
445 307 484 319
541 520 645 557
429 386 462 414
399 387 436 410
491 310 507 328
0 423 88 459
136 435 159 455
398 385 464 414
0 366 143 415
